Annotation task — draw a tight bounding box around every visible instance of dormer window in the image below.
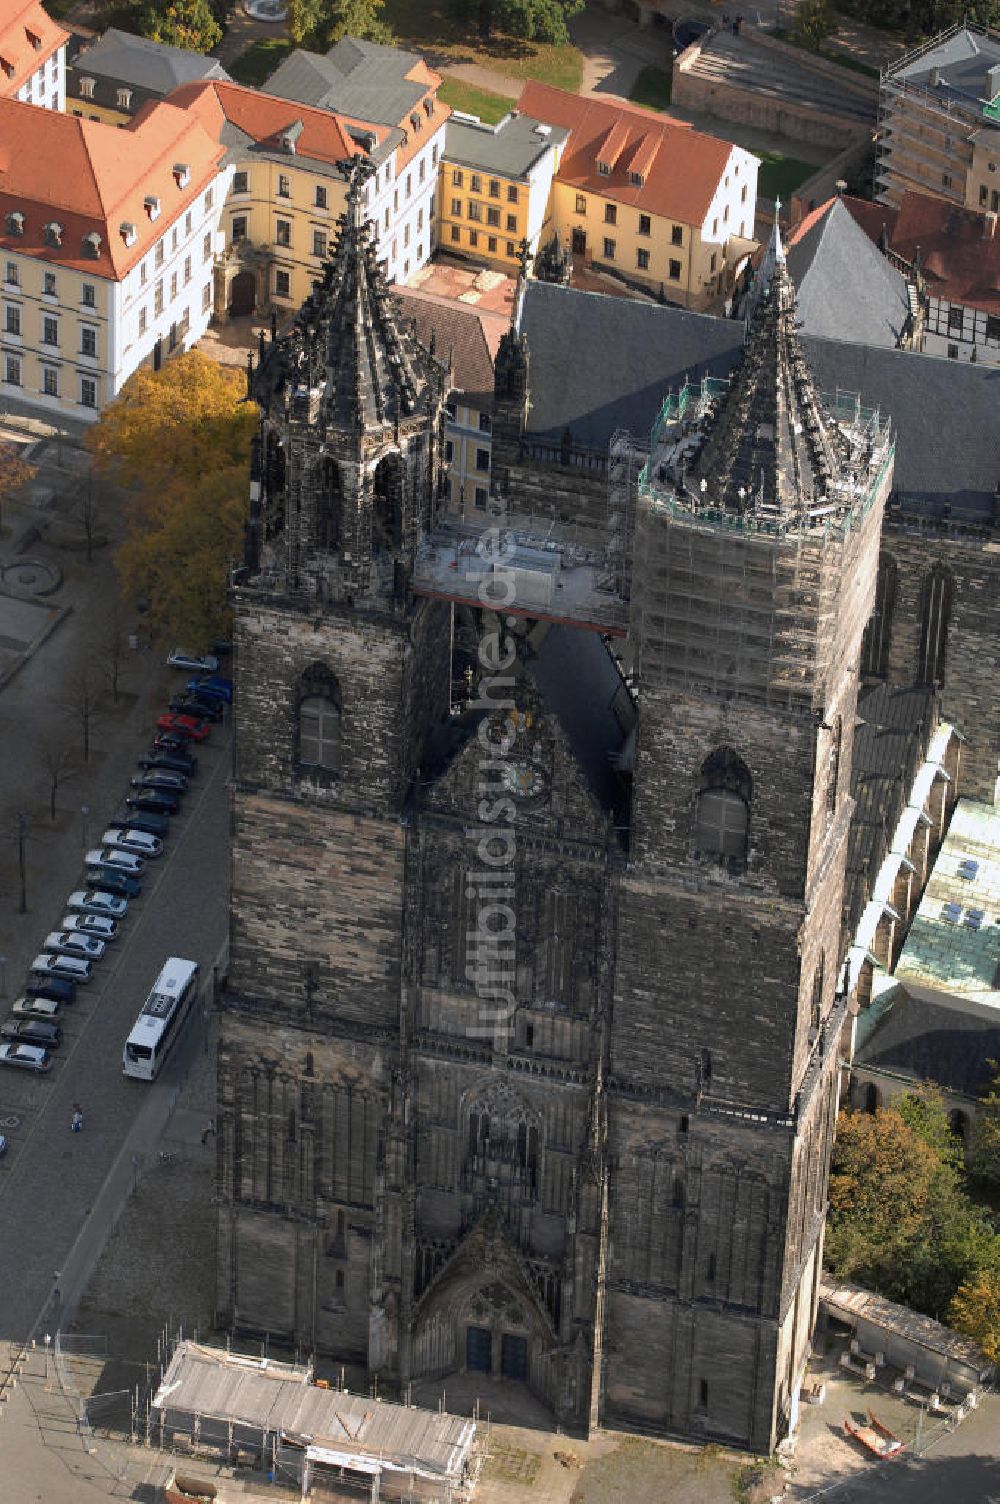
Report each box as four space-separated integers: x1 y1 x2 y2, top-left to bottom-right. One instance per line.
423 97 433 116
44 221 62 247
5 211 24 236
120 221 137 246
279 121 302 154
26 28 41 49
82 231 101 259
118 87 133 110
173 161 190 187
598 160 611 176
630 171 644 187
144 196 160 221
410 112 421 131
79 75 95 98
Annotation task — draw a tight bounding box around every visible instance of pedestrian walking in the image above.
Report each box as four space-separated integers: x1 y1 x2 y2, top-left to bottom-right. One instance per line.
71 1103 83 1133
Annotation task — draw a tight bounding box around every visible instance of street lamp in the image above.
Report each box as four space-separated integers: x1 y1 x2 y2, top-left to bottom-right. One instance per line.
15 812 27 914
80 804 90 852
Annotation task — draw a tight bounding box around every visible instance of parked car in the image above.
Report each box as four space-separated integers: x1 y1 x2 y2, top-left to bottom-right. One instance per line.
85 846 145 875
187 674 232 703
61 913 118 940
112 807 168 839
167 648 219 672
84 867 142 897
155 713 209 742
12 995 61 1019
30 953 92 984
133 769 188 794
0 1134 6 1153
26 976 76 1005
44 930 106 961
66 889 128 919
1 1018 61 1049
0 1042 51 1072
126 787 181 813
152 733 194 755
101 827 163 859
138 749 196 776
169 694 223 723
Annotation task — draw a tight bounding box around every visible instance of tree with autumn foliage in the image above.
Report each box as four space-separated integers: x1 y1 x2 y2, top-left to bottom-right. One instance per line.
950 1264 1000 1361
87 352 257 650
0 438 35 533
141 0 222 53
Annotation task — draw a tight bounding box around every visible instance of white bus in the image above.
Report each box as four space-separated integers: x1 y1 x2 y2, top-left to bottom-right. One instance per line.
123 957 200 1081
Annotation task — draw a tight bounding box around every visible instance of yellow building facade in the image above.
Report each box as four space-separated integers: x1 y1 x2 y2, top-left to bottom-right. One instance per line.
439 113 566 274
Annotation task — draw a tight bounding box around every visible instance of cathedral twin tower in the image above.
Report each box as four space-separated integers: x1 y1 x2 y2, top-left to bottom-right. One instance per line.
215 176 893 1452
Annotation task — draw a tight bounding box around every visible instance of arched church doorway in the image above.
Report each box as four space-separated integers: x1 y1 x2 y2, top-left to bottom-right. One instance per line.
230 270 256 318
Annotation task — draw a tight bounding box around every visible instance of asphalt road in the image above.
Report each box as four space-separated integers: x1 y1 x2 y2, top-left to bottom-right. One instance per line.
0 718 230 1345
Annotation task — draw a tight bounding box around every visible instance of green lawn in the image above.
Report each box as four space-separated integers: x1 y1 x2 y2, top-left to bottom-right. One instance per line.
381 0 583 91
229 36 294 88
628 64 672 111
439 77 514 124
756 151 817 202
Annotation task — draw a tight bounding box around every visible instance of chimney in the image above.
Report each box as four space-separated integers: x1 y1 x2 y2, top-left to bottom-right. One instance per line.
985 210 997 238
929 66 940 86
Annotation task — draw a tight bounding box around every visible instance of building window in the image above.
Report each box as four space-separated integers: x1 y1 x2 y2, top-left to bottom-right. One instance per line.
312 230 327 257
315 184 327 209
155 240 165 268
186 211 193 235
4 305 19 335
487 207 500 228
202 283 211 312
275 269 290 298
170 271 178 301
469 229 478 247
947 344 959 359
203 232 212 264
475 447 490 471
639 213 651 235
575 193 586 213
710 251 717 274
154 280 164 316
506 185 518 204
478 412 491 433
604 203 617 224
505 213 517 233
117 87 132 109
947 305 964 334
451 198 462 217
468 201 482 223
980 184 989 206
450 224 460 242
80 325 97 357
184 255 192 284
231 216 247 243
825 718 841 814
470 173 482 193
43 271 56 296
444 439 453 462
42 315 58 346
42 365 58 396
489 178 500 198
474 485 488 508
80 76 94 98
603 238 616 259
4 353 20 384
919 564 953 686
488 236 497 253
82 283 96 307
276 218 291 247
80 377 97 408
861 554 897 678
139 306 147 334
694 747 751 870
277 173 290 198
452 168 463 186
987 313 1000 343
637 248 649 270
406 173 412 197
4 263 17 286
506 240 515 257
233 170 248 194
668 258 682 280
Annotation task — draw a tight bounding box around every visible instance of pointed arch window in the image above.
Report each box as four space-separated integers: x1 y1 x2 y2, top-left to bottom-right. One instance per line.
316 457 341 551
825 718 842 815
694 747 751 871
861 554 896 678
371 454 403 553
918 563 953 686
297 663 341 775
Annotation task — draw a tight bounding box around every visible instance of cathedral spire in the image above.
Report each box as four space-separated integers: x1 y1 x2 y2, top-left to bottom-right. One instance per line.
689 222 851 517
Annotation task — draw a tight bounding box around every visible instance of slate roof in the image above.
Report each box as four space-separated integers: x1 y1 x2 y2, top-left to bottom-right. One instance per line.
784 197 910 348
444 112 567 180
264 37 438 127
517 280 1000 520
393 287 506 405
892 25 1000 115
70 27 229 94
854 990 1000 1097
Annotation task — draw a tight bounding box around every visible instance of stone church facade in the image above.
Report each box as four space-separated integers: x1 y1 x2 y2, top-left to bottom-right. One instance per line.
215 180 894 1453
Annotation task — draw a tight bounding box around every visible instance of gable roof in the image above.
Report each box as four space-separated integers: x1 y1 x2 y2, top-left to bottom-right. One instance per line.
889 189 1000 316
784 196 910 348
69 27 229 94
517 279 1000 520
393 286 506 402
264 37 440 127
167 78 394 175
517 80 745 226
0 93 224 278
0 0 66 96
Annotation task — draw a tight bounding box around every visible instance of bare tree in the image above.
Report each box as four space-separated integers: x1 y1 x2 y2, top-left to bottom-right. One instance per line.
34 734 77 821
76 476 101 565
95 605 128 705
61 661 104 763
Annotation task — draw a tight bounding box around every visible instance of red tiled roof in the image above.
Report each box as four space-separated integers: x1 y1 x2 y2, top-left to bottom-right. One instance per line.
517 80 740 226
0 94 224 279
167 77 394 166
841 194 898 247
0 0 66 98
891 189 1000 315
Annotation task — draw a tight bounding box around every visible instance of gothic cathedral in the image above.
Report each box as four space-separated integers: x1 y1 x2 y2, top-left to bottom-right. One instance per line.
215 176 893 1453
